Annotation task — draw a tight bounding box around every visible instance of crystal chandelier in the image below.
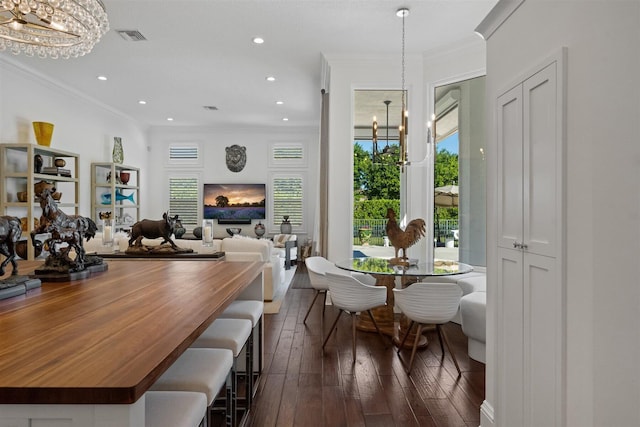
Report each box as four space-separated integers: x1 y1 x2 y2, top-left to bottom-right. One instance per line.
0 0 109 58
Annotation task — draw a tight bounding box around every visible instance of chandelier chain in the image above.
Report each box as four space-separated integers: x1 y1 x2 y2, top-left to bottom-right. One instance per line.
401 11 406 109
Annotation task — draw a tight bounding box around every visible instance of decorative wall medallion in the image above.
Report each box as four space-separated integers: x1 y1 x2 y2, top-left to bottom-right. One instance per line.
225 144 246 172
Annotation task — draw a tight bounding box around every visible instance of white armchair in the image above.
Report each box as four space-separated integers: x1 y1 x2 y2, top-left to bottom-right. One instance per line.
271 234 297 269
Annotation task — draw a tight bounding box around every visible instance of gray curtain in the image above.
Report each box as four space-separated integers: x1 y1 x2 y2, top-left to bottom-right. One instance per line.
317 89 329 258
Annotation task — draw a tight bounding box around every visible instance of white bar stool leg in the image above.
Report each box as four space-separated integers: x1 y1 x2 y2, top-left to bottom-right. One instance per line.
219 299 264 397
150 348 234 427
192 318 253 427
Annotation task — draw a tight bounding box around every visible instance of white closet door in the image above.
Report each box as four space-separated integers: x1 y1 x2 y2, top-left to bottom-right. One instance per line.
523 62 559 258
495 49 565 427
524 252 562 427
496 246 525 426
497 85 523 250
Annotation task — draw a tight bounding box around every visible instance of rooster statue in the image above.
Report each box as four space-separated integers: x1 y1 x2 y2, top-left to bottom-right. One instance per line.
385 208 426 264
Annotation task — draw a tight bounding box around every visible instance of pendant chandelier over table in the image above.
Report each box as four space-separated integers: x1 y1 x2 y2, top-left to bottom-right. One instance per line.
371 99 397 163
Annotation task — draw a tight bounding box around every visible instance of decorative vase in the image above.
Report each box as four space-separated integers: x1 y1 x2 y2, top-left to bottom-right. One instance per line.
174 226 186 239
34 154 43 173
254 221 265 238
280 216 292 234
33 122 54 147
112 137 124 164
54 158 66 168
119 171 130 184
226 227 242 236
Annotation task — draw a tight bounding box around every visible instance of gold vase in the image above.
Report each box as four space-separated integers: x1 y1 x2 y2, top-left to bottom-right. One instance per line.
33 122 54 147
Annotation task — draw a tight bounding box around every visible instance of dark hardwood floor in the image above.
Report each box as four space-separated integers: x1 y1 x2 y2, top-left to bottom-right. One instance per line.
248 264 485 427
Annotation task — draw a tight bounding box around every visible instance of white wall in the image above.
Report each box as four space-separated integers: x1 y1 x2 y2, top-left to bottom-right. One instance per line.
325 40 486 263
483 1 640 426
0 57 150 219
146 125 318 239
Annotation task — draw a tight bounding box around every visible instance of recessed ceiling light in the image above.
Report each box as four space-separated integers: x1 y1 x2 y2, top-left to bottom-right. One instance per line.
276 101 284 105
97 75 107 81
138 100 147 105
282 117 289 121
266 76 276 82
167 117 174 121
252 37 264 44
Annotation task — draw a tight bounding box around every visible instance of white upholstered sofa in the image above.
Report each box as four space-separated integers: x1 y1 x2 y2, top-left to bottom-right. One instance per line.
84 233 286 301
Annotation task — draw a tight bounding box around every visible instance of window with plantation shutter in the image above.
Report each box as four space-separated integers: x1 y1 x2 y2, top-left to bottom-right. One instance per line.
268 142 307 168
169 177 199 229
271 174 304 230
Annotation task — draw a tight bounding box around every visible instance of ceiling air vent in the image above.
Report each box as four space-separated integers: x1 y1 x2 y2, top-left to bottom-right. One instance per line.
117 30 147 42
203 106 218 111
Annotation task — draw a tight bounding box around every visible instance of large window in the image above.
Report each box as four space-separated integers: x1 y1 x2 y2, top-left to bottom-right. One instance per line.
168 176 199 230
352 90 403 255
270 173 304 232
434 76 486 266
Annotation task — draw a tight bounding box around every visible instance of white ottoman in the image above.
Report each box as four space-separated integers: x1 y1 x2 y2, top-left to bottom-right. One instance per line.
460 291 486 363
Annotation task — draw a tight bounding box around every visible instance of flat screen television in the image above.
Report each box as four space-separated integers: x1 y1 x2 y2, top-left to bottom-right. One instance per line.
203 183 266 221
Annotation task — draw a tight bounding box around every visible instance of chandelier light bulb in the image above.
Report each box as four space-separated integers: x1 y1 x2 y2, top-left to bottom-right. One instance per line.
8 19 22 30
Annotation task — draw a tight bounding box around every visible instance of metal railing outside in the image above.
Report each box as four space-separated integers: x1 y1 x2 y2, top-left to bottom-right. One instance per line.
353 218 459 245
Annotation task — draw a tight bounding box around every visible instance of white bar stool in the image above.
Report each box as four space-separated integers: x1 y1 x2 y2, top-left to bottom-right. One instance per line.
191 318 253 427
219 299 264 397
150 348 234 427
145 390 207 427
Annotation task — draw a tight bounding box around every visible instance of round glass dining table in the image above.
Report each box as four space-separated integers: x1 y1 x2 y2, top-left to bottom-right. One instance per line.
335 257 473 347
335 257 473 278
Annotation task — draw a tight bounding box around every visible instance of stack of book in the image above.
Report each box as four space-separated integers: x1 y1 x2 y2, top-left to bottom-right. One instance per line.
42 167 71 177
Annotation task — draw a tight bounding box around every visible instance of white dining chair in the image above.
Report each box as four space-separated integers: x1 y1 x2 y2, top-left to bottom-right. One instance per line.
393 282 463 375
303 256 335 324
322 272 389 362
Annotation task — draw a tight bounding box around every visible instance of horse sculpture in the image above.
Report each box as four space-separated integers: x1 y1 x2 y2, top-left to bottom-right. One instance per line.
0 216 22 276
31 188 97 271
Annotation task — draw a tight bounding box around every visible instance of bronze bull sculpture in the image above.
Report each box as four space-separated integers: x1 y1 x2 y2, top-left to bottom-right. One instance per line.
128 212 181 249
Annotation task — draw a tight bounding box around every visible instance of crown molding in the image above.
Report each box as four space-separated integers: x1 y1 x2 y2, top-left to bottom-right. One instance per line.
475 0 526 40
0 55 141 127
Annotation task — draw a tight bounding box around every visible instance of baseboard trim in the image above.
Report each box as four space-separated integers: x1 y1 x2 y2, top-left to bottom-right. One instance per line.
480 400 495 427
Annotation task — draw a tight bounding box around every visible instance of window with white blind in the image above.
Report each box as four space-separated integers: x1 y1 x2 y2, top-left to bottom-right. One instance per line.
169 176 199 229
165 142 203 167
271 174 304 230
